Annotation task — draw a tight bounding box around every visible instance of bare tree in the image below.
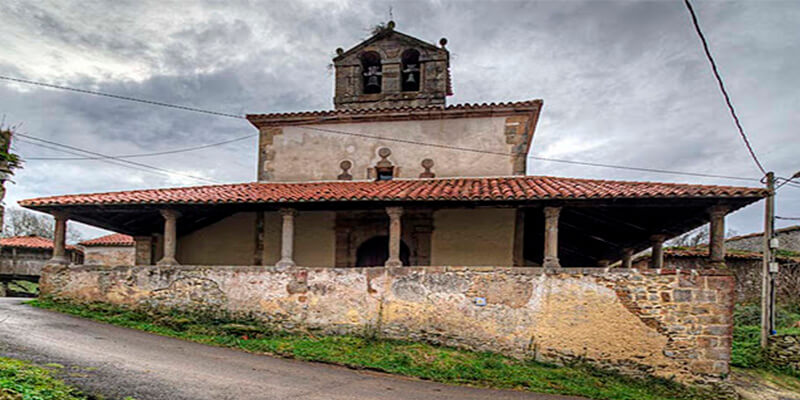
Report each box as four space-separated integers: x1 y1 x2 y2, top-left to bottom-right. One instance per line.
669 223 739 248
2 208 83 243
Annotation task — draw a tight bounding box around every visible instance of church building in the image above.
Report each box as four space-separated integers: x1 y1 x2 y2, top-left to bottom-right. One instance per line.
21 22 764 272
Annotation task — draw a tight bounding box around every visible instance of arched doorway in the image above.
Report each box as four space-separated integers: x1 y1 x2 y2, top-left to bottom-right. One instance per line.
356 235 410 267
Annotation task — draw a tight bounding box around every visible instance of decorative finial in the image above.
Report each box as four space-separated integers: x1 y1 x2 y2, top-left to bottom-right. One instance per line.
338 160 353 180
439 37 448 48
377 147 392 168
419 158 435 178
336 47 344 56
387 20 396 30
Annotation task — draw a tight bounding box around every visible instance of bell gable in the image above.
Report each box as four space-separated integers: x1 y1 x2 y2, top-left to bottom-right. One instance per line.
332 21 452 110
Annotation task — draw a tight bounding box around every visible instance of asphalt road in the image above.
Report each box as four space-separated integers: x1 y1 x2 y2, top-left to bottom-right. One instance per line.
0 298 583 400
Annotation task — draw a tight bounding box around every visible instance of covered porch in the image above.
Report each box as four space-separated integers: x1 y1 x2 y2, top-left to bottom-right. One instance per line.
19 176 766 269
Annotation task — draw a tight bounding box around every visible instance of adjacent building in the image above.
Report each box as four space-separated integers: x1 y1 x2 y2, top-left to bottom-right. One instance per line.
0 235 82 277
79 233 135 266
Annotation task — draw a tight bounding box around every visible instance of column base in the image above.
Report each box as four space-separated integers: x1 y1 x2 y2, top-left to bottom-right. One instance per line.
46 256 70 265
543 257 560 269
156 257 180 266
276 259 296 269
385 258 403 267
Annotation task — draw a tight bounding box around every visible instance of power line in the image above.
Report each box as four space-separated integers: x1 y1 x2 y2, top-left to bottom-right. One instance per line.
15 133 219 184
776 216 800 221
25 133 256 160
2 74 764 184
299 125 761 183
684 0 767 176
0 75 246 120
15 138 190 180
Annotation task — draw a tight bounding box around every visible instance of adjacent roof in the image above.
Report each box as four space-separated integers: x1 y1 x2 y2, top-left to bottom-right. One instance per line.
246 100 542 128
653 246 800 265
726 225 800 242
19 175 767 208
79 233 134 247
0 235 78 251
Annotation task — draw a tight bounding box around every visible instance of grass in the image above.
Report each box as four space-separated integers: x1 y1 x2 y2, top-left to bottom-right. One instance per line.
27 298 717 400
731 303 800 378
0 356 88 400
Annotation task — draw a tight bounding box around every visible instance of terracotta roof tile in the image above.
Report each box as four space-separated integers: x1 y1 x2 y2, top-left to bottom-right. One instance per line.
0 235 79 251
79 233 134 247
19 176 767 208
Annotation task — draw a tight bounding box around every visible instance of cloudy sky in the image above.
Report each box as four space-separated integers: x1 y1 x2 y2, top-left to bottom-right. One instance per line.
0 0 798 240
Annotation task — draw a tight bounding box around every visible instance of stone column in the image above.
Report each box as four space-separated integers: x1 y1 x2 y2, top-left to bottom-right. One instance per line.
709 205 728 265
543 206 561 268
48 212 69 265
650 234 667 269
385 207 403 267
622 248 634 269
277 208 297 268
157 210 181 266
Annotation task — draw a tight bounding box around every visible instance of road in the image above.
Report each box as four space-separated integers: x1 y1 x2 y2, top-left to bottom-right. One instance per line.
0 298 582 400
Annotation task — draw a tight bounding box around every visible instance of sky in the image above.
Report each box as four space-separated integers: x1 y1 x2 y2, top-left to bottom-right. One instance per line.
0 0 798 241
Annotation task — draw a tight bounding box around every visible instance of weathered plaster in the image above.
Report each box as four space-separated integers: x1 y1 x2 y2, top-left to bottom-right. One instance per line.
431 208 515 266
41 265 734 385
83 246 135 266
262 118 518 182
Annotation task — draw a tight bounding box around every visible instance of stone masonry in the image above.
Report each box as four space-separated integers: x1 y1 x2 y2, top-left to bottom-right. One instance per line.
40 264 735 385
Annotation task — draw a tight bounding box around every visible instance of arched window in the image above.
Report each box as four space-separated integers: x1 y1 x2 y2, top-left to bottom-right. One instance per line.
356 235 410 267
401 49 420 92
361 51 382 94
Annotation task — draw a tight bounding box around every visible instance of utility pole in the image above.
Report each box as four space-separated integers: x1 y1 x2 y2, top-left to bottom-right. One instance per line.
760 171 776 348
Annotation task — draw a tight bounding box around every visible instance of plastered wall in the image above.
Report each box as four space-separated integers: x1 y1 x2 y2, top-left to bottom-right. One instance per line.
260 117 518 181
41 265 734 385
431 208 515 266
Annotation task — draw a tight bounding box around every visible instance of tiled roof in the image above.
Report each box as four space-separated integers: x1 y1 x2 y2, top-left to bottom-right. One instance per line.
79 233 134 247
661 247 800 264
18 176 767 208
246 100 542 127
726 225 800 242
0 235 79 251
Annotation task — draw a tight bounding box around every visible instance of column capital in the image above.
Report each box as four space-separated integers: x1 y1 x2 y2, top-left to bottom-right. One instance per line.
622 248 634 256
160 209 182 220
649 234 667 244
50 210 69 221
386 206 403 218
543 206 561 219
708 204 729 217
279 208 297 217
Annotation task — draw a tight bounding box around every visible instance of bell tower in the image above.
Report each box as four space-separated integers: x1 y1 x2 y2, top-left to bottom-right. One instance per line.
332 21 452 110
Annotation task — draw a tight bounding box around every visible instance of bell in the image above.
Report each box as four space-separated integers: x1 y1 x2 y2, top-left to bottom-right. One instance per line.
366 75 380 88
406 73 416 83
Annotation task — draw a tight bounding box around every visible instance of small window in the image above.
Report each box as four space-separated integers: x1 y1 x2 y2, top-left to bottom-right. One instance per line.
401 49 420 92
377 167 394 181
361 51 382 94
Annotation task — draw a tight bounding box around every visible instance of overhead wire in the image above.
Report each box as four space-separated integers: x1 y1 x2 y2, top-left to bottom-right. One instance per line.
684 0 767 176
15 133 219 184
25 133 256 160
1 74 766 184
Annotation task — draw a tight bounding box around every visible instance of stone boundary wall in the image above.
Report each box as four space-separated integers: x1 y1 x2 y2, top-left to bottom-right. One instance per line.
767 334 800 372
40 264 735 385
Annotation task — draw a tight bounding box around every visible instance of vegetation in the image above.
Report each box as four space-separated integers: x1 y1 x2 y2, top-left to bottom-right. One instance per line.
732 303 800 377
2 208 83 243
0 356 87 400
27 298 718 400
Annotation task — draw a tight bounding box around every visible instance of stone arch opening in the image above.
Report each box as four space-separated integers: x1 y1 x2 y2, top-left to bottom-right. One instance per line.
361 51 382 94
356 235 409 267
401 49 420 92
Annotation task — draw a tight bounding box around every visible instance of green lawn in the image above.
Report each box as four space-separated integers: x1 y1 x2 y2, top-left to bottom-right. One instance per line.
731 302 800 378
0 356 87 400
28 298 716 400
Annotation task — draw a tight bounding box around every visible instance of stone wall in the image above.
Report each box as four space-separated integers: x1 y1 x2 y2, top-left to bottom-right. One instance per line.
83 246 135 266
633 256 800 305
726 226 800 253
767 334 800 373
40 265 735 385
